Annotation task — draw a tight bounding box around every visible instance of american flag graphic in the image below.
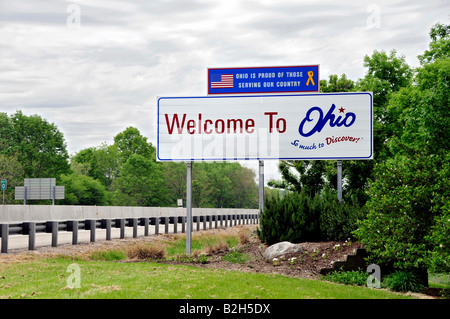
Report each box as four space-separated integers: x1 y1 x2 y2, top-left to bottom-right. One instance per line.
210 74 234 88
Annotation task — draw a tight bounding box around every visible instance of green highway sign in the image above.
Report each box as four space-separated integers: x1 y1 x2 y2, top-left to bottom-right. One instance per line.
1 179 6 191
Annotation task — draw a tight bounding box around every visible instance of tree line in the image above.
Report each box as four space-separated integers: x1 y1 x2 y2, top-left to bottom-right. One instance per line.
0 118 258 208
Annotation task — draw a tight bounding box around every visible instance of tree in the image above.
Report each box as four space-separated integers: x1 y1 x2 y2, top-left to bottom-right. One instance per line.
320 74 355 92
229 166 258 208
354 23 450 273
0 153 25 204
59 173 113 206
268 160 329 196
114 127 155 163
112 154 168 207
7 111 70 178
72 143 121 191
0 113 14 154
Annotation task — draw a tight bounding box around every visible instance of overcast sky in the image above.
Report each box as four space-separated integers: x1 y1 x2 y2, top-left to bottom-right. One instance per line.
0 0 448 183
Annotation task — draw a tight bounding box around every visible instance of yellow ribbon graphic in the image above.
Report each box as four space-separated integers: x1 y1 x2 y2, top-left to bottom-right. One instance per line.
306 71 315 86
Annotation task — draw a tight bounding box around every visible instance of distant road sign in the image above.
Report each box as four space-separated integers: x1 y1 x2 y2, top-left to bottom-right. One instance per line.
1 179 6 190
15 178 64 200
208 65 319 95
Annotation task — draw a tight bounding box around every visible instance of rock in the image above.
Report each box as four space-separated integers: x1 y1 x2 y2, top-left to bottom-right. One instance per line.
263 241 302 260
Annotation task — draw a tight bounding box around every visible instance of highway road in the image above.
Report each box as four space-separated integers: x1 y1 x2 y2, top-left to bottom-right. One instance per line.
3 224 175 253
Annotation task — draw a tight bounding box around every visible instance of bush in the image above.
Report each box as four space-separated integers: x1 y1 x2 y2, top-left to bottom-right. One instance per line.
382 270 425 293
257 188 365 245
353 152 449 270
126 242 167 260
318 187 367 241
257 190 321 245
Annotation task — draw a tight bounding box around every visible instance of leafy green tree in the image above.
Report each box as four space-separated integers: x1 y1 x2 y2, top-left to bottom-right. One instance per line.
341 50 413 203
71 147 103 182
229 166 258 208
0 113 14 154
162 161 187 206
268 160 329 196
114 127 155 163
187 162 258 208
93 143 121 190
320 74 355 92
0 153 25 204
112 154 168 207
354 24 450 272
200 162 233 208
59 173 113 206
3 111 70 178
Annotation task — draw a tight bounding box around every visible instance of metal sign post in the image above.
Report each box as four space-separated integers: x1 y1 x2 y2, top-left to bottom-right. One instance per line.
337 160 343 201
1 179 6 205
186 162 192 255
259 160 264 214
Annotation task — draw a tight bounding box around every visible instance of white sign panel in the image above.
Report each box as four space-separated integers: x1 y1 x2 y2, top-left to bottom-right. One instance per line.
157 93 373 161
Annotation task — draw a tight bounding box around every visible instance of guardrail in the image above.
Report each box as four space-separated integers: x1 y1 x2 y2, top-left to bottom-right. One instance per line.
0 205 259 253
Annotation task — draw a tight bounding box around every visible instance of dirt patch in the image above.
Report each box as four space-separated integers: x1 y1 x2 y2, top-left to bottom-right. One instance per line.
162 226 363 280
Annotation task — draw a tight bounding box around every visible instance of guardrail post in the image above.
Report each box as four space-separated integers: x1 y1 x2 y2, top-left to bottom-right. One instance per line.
143 218 149 236
132 218 138 238
181 216 185 233
72 220 79 245
173 216 178 234
28 222 36 250
90 220 96 242
119 219 125 239
155 217 159 235
105 219 111 240
51 221 58 247
181 216 186 234
164 217 169 234
1 224 9 253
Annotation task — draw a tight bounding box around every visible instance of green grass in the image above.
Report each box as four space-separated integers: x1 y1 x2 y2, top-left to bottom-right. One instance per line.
0 257 416 299
164 234 239 257
321 269 369 286
429 272 450 289
221 250 251 264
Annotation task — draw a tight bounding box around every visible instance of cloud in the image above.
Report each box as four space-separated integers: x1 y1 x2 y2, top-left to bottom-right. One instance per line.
0 0 448 183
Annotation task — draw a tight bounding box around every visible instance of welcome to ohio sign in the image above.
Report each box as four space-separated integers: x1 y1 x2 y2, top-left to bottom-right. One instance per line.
157 93 373 161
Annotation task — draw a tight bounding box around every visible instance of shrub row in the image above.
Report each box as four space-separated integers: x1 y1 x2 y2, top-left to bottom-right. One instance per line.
257 187 366 245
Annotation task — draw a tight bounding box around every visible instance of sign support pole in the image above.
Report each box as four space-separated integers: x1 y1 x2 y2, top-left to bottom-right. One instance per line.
259 160 264 215
337 160 343 201
1 179 6 205
186 161 192 255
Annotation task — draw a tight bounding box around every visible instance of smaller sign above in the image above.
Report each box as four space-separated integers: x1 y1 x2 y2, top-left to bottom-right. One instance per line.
208 65 319 95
